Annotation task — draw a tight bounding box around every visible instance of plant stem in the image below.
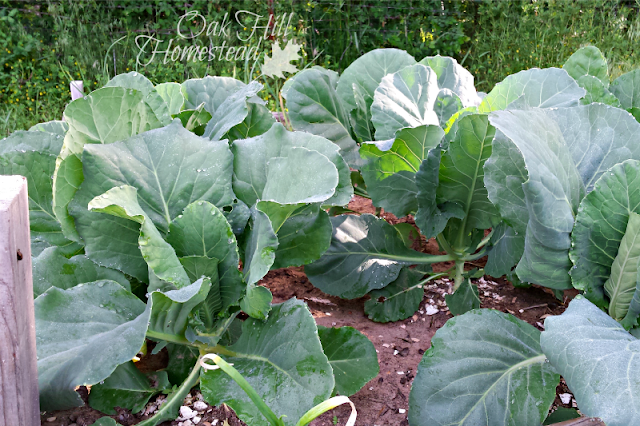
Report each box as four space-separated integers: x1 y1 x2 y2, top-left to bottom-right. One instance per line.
201 354 284 426
453 259 465 291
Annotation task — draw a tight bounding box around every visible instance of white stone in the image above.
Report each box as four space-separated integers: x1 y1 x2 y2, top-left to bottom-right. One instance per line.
180 406 197 419
425 305 439 315
193 401 208 411
193 416 201 425
399 408 406 414
559 393 573 405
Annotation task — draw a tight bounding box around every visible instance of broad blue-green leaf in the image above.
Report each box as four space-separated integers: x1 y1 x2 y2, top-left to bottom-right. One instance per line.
360 125 444 217
155 82 185 115
282 68 360 166
418 55 482 107
89 362 169 414
176 102 211 136
571 160 640 313
231 122 350 207
29 120 68 136
305 214 436 299
610 68 640 111
434 89 463 127
203 81 263 141
69 120 233 281
349 82 373 142
167 201 243 312
178 256 222 326
258 201 332 269
603 212 640 321
105 71 155 94
148 277 211 338
239 285 273 320
336 48 416 114
434 114 499 250
576 75 621 107
165 344 199 385
541 296 640 426
364 267 425 322
543 408 581 424
318 326 379 396
224 198 251 236
242 204 278 287
487 104 640 288
90 418 121 426
53 86 165 241
181 76 247 114
485 222 525 278
563 46 609 86
36 280 151 410
444 279 480 316
201 299 334 426
415 147 464 239
0 130 81 255
409 309 558 426
32 246 130 297
224 102 275 142
88 185 191 289
371 64 440 140
478 68 585 113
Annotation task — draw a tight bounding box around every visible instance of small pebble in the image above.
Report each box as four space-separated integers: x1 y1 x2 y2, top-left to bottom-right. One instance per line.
399 408 406 414
183 420 194 426
193 401 208 411
180 406 196 419
559 393 573 405
425 305 439 315
193 416 201 425
47 418 56 423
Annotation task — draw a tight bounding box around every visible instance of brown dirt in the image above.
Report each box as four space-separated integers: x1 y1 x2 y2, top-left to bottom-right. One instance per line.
42 196 581 426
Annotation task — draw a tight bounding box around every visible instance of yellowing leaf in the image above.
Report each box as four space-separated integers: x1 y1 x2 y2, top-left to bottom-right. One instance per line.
262 40 301 79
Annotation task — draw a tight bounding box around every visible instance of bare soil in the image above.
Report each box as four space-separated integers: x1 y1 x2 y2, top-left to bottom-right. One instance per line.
41 196 581 426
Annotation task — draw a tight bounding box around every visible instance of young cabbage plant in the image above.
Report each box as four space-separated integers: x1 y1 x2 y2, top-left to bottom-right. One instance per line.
299 52 592 322
2 71 379 425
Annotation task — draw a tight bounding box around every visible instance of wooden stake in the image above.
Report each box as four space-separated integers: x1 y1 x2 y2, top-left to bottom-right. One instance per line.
0 176 40 425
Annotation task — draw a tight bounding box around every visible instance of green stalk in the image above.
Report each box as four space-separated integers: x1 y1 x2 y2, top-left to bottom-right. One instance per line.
296 396 357 426
453 259 465 291
201 354 284 426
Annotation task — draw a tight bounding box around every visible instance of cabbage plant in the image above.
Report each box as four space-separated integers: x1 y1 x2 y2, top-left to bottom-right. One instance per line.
1 72 379 425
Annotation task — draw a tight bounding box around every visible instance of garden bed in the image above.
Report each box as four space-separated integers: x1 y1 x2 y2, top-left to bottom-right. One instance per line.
39 196 584 426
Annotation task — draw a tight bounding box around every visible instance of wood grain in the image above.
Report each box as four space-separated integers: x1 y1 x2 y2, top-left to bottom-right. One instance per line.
0 176 40 426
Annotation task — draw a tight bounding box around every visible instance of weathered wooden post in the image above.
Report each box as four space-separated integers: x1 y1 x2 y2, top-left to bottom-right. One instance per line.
0 176 40 426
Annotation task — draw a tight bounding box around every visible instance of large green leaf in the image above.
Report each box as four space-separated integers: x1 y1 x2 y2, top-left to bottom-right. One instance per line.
349 82 374 142
414 147 464 239
371 64 440 140
418 55 482 107
0 130 81 255
571 160 640 308
242 204 279 287
409 309 558 426
282 67 360 166
433 113 499 250
485 222 525 278
69 120 234 281
360 125 444 217
181 76 247 114
478 68 585 113
201 299 334 426
604 212 640 321
224 102 275 142
336 48 416 115
576 75 621 107
29 120 68 136
53 87 165 240
486 104 640 288
148 277 212 338
88 185 191 289
88 362 169 415
154 82 185 115
541 296 640 426
317 326 379 396
563 46 609 85
105 71 155 94
32 246 130 297
364 267 425 322
35 280 151 410
305 214 438 299
610 68 640 111
203 81 264 141
231 122 349 207
167 201 243 312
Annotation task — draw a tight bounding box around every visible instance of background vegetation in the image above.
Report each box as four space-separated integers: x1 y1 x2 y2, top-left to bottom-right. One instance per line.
1 0 639 135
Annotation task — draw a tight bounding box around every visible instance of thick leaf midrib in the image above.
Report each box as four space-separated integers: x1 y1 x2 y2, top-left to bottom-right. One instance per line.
453 353 547 426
